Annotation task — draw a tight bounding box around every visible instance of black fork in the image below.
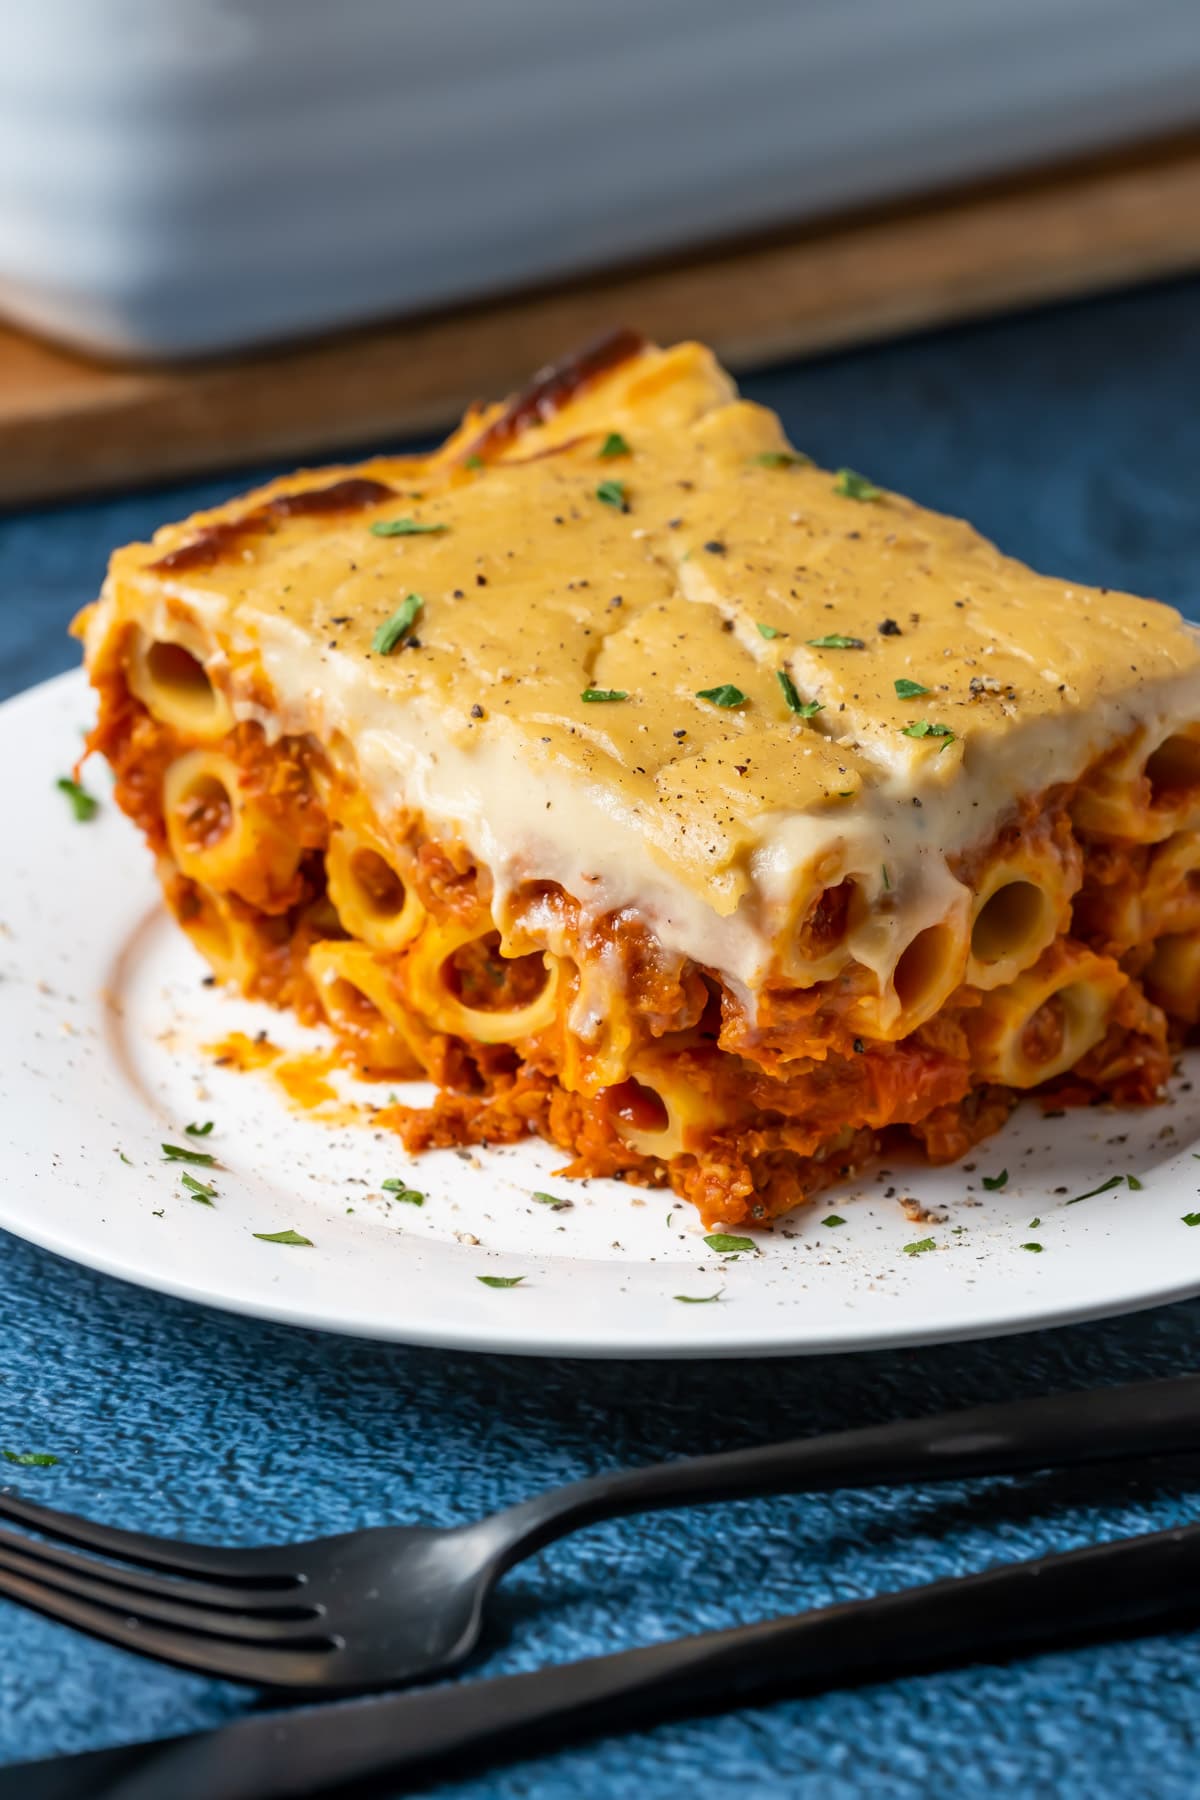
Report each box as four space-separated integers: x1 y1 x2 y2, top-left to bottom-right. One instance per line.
1 1370 1199 1693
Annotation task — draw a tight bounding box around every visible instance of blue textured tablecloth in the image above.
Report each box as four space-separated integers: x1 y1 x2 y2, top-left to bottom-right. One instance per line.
2 279 1200 1798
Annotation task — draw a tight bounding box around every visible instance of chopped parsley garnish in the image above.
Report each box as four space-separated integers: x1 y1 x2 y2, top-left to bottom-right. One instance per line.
477 1274 524 1288
598 432 631 458
1065 1174 1125 1205
696 684 747 708
901 720 955 745
369 518 449 537
161 1143 216 1167
822 1214 846 1227
902 1237 937 1256
381 1179 425 1205
807 634 865 650
2 1449 59 1467
894 678 929 699
834 468 882 501
254 1229 313 1246
581 688 628 703
596 480 628 511
181 1173 216 1206
674 1290 722 1303
533 1191 572 1210
1126 1173 1144 1191
372 593 424 655
464 454 485 470
1182 1212 1200 1227
777 670 820 716
704 1233 756 1255
753 450 811 468
981 1169 1008 1191
1020 1242 1044 1253
757 622 782 639
1029 1217 1042 1229
185 1121 214 1137
56 776 98 822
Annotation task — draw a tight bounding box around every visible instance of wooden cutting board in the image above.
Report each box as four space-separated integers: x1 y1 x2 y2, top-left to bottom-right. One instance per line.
4 130 1200 508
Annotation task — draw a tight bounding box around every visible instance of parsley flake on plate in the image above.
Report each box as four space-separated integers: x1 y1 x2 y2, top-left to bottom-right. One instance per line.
673 1290 722 1304
1021 1242 1044 1253
1183 1213 1200 1227
185 1121 214 1137
372 593 424 655
704 1233 756 1255
581 688 628 703
2 1449 59 1467
598 432 631 458
696 684 747 708
161 1143 216 1167
752 450 811 468
756 621 781 639
982 1169 1008 1191
56 776 98 822
181 1173 217 1206
807 633 865 650
1065 1174 1125 1205
596 480 628 511
834 468 882 501
369 518 449 537
254 1229 313 1246
381 1179 425 1205
894 678 929 699
477 1275 524 1288
821 1214 846 1228
532 1191 572 1210
903 1237 937 1256
1126 1173 1144 1191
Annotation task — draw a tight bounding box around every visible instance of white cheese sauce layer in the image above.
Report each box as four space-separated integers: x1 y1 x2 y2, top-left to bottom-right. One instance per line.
216 604 1200 998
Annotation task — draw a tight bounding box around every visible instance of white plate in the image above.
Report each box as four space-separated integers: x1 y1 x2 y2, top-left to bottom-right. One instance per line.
5 670 1200 1358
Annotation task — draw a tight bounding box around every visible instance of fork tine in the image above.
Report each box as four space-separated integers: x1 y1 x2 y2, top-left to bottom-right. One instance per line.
0 1563 338 1688
0 1541 324 1643
0 1524 303 1610
0 1533 319 1634
0 1488 288 1580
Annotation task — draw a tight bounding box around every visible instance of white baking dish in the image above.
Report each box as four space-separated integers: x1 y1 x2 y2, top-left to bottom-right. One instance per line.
2 0 1198 359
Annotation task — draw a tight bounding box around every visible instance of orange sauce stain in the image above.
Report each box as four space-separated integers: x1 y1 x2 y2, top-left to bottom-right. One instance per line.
274 1050 340 1109
206 1033 365 1126
209 1030 280 1071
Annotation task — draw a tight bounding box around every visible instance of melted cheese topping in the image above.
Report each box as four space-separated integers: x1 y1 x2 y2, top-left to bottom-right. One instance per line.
85 341 1200 992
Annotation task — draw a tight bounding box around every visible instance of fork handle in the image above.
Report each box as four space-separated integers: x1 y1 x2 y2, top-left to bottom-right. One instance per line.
10 1519 1200 1799
493 1372 1200 1564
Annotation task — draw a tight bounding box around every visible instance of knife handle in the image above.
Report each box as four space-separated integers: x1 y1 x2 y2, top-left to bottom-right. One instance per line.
8 1518 1200 1799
